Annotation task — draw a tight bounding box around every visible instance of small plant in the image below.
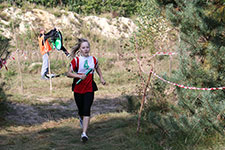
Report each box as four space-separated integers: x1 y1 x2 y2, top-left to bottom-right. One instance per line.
52 11 62 18
126 95 141 113
0 12 10 21
3 69 17 81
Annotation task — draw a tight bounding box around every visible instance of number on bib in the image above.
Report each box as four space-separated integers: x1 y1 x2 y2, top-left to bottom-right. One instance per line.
84 60 89 69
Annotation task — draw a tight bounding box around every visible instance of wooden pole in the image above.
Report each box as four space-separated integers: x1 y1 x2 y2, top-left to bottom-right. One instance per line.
137 67 153 133
133 34 154 133
48 52 53 94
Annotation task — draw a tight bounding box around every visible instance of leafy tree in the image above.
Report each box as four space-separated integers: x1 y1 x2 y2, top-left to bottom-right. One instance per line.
132 0 166 53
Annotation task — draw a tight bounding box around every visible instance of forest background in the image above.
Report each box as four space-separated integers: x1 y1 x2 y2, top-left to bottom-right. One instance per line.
0 0 224 150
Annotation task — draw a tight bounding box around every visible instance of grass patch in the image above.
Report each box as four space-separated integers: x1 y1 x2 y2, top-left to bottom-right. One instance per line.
0 112 224 150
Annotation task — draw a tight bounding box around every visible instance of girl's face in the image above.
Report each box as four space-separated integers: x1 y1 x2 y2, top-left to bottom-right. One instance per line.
80 42 90 57
40 30 45 34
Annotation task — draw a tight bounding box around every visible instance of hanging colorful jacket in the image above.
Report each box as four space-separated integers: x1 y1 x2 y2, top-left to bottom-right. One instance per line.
38 34 52 55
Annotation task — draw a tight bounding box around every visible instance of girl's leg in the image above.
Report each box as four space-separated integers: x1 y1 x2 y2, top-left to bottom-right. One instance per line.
82 116 90 133
82 92 94 133
74 93 84 118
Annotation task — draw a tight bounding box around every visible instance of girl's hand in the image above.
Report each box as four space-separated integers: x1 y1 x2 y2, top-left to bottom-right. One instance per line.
100 77 106 85
79 74 86 80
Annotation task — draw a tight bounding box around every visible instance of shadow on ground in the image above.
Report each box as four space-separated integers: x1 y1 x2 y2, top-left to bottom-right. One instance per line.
3 96 128 126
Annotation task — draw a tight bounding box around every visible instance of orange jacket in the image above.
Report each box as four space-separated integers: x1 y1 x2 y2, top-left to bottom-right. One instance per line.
38 35 52 55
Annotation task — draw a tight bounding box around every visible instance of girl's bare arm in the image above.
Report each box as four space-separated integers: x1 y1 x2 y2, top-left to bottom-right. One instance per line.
96 65 106 85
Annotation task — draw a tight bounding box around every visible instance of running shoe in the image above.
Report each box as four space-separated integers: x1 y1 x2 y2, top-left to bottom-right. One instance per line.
81 132 88 143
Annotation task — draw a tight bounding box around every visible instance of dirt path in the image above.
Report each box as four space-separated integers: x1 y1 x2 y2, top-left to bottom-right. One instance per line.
5 95 127 125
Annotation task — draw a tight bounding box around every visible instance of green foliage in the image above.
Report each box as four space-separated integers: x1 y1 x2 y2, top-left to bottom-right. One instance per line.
2 0 141 17
131 0 169 54
50 59 67 74
0 83 7 103
126 95 141 113
3 69 17 80
155 0 225 136
148 111 206 148
98 57 115 71
0 35 10 117
0 35 13 81
0 83 8 122
0 77 8 123
0 35 10 57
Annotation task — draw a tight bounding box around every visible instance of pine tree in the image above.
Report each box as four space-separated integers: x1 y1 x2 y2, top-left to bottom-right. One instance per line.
156 0 225 135
133 1 224 146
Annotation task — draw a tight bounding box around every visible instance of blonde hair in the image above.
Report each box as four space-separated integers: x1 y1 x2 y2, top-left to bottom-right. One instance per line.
70 38 90 58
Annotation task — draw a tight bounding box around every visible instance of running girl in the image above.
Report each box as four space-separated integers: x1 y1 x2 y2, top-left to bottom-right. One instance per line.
67 38 106 142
